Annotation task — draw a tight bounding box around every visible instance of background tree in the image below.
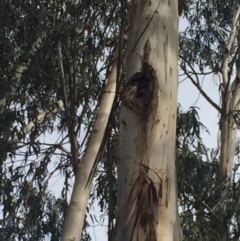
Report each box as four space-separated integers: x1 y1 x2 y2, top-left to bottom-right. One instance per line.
179 0 240 240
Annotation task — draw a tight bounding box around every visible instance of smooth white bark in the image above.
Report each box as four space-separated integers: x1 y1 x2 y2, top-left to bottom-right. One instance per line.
117 0 180 241
61 49 119 241
219 6 240 180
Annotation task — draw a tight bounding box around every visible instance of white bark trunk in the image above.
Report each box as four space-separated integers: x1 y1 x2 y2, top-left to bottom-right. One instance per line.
219 6 240 181
217 7 240 241
117 0 180 241
227 77 240 175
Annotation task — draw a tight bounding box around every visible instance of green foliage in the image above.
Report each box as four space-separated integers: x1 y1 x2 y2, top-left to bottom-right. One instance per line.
177 106 240 240
0 0 121 240
178 0 240 239
180 0 237 73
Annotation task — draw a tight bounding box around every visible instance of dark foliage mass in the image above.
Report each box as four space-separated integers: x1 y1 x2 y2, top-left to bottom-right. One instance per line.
177 106 240 240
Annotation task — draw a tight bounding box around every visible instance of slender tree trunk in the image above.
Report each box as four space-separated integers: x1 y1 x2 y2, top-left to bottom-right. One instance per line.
116 0 181 241
219 6 240 182
218 7 240 241
61 47 119 241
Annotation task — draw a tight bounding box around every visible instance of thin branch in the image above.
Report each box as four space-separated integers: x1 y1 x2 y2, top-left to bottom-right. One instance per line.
222 5 240 87
57 41 79 174
190 75 221 112
227 7 240 52
180 55 221 113
57 42 69 112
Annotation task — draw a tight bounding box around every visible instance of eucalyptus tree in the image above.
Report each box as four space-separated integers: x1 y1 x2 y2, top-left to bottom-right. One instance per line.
179 0 240 240
116 0 181 240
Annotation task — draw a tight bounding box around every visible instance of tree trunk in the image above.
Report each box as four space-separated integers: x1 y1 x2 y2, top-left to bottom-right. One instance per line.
61 47 119 241
218 6 240 182
116 0 181 241
218 7 240 241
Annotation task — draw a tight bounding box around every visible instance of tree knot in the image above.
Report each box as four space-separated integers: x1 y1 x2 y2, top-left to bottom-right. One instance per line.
121 67 155 116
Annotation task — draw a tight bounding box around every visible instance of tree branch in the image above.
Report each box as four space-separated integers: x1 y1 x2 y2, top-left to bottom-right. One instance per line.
12 100 64 144
57 41 79 174
180 55 221 113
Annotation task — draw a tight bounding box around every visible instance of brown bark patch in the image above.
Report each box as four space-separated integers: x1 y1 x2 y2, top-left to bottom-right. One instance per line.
140 212 155 229
122 68 156 117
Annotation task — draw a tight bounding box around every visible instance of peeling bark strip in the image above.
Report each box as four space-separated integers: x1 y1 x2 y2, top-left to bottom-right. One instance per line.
116 166 159 241
121 40 156 116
